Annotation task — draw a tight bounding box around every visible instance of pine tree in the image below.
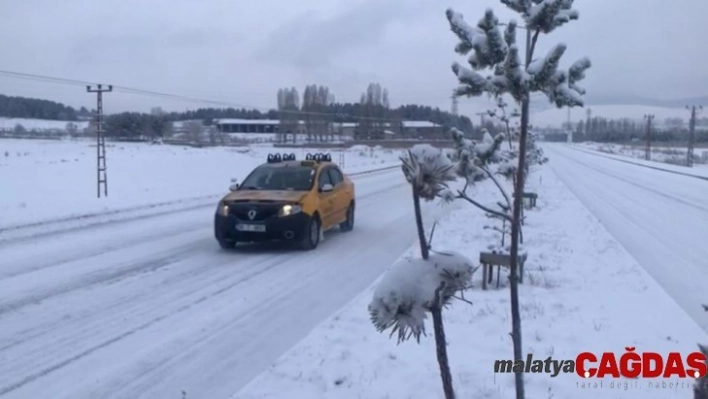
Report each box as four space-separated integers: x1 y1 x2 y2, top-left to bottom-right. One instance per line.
446 1 591 398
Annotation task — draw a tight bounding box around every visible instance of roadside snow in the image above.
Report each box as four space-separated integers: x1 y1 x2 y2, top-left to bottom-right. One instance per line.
233 164 708 399
574 142 708 178
0 117 89 131
0 139 401 229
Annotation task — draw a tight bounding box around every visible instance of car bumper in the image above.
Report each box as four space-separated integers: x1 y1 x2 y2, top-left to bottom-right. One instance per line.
214 212 310 243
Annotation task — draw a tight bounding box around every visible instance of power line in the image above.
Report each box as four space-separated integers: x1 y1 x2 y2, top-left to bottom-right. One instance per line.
0 68 546 122
0 69 470 122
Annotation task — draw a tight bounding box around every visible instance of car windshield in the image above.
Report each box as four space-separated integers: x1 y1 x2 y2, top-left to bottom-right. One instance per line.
239 165 315 191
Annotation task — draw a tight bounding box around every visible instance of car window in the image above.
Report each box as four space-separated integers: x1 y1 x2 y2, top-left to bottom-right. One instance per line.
240 165 315 191
318 167 333 188
328 167 344 186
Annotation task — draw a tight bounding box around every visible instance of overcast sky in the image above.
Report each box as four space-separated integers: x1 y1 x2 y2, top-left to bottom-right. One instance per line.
1 0 707 121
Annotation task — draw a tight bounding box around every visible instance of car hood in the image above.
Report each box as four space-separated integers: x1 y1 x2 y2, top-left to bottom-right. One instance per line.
223 190 308 203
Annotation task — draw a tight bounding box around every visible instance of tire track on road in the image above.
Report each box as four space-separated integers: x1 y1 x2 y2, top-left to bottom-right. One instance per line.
552 148 708 213
0 248 297 397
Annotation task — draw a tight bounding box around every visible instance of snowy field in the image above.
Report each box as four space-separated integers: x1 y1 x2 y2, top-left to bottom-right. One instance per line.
575 141 708 174
0 139 398 238
234 146 708 399
531 104 696 128
0 117 89 131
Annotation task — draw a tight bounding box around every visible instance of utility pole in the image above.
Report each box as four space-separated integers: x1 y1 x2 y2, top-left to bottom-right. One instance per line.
475 111 486 127
451 90 458 116
686 105 703 167
644 114 654 161
566 107 572 143
87 84 112 198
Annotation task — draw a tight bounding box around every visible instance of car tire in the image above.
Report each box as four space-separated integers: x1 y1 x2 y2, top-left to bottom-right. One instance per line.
218 240 236 250
340 202 355 232
299 215 320 250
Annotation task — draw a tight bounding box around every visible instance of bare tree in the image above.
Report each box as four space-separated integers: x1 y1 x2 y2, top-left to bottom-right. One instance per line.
277 87 300 143
358 83 390 138
65 122 79 137
184 121 203 145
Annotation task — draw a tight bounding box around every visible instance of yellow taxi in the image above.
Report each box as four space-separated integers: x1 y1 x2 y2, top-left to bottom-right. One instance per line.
214 153 356 250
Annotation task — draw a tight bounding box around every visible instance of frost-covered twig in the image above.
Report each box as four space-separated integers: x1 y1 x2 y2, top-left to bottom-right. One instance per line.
456 189 512 222
452 295 474 307
427 221 438 249
480 163 512 210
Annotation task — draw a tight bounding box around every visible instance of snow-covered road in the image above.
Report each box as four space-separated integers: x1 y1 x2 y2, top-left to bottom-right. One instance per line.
544 144 708 331
0 168 436 399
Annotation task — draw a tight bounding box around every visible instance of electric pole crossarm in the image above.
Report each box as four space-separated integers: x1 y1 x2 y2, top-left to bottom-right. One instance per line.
87 84 113 198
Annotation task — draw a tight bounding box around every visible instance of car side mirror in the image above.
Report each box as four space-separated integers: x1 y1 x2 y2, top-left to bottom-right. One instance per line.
320 183 334 192
229 183 239 191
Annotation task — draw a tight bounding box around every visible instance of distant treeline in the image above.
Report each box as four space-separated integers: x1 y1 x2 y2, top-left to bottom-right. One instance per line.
543 116 708 143
1 84 473 138
0 94 93 121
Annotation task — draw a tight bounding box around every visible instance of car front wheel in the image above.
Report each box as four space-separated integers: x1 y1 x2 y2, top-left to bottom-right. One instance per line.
299 216 320 250
340 203 355 232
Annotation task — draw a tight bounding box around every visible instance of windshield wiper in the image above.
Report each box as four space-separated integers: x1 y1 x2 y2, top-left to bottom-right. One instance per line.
240 186 261 190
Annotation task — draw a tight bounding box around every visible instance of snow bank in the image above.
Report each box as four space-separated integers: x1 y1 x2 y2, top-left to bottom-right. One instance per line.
0 117 89 131
0 139 401 230
233 164 708 399
572 142 708 179
531 104 693 128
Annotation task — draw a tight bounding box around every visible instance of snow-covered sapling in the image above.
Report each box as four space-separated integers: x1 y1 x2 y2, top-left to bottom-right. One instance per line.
486 96 521 150
446 2 591 398
446 128 521 235
369 251 476 399
400 144 457 260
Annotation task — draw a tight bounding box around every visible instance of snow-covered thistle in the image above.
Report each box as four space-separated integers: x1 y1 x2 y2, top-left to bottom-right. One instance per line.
368 251 475 399
401 144 457 202
369 252 475 342
446 2 591 398
399 144 456 260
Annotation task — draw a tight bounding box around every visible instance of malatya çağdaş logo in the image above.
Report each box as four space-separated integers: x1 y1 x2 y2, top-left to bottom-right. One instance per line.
494 347 707 379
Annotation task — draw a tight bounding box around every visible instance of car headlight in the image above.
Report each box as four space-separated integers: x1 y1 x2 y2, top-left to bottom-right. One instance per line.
217 202 229 216
278 204 302 217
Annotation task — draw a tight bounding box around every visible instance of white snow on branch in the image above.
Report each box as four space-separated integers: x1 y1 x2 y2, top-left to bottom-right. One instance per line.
446 8 507 70
525 44 591 108
452 63 493 96
446 9 487 53
368 251 475 343
526 0 579 33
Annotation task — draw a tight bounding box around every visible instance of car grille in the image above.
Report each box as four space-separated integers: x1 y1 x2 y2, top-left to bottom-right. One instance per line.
228 202 282 221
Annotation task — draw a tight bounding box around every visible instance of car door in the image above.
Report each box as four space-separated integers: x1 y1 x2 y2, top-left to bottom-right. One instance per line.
327 166 349 223
317 166 337 228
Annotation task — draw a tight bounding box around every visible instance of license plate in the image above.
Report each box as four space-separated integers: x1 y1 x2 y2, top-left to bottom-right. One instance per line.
236 223 266 232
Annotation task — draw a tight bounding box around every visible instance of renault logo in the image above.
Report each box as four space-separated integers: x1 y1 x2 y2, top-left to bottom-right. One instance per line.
247 209 257 220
